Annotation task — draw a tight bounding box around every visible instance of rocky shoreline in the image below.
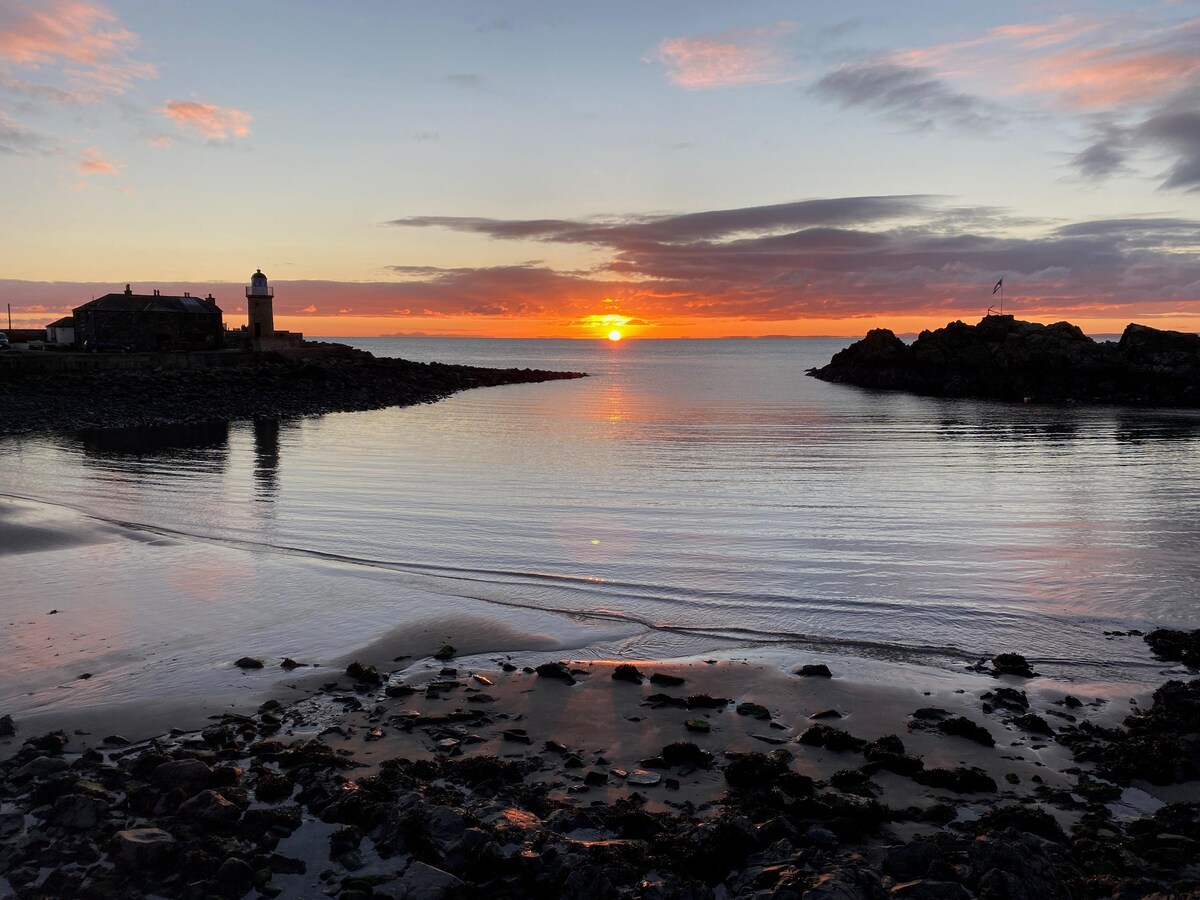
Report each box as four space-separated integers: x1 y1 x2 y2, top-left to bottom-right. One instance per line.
807 316 1200 406
1 631 1197 899
0 346 586 435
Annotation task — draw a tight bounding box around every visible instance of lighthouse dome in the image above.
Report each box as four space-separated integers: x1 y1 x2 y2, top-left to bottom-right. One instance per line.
251 269 268 283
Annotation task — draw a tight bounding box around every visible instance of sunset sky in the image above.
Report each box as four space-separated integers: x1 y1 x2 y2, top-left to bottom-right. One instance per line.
2 1 1199 338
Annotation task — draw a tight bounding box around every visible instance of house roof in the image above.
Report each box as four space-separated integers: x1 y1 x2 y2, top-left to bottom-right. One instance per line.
47 316 74 328
74 294 222 315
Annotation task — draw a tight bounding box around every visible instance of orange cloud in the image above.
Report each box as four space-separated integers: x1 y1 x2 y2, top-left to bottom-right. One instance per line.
75 146 119 175
0 0 156 94
160 100 252 140
1020 47 1200 109
650 23 797 89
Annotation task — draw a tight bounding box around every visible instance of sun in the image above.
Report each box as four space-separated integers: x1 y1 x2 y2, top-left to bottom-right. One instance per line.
607 329 622 342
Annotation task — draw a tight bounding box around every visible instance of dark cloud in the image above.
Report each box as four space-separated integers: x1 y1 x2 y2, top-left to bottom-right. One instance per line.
813 61 1001 132
386 197 1200 321
1143 108 1200 191
1071 121 1133 180
0 112 49 154
390 196 935 247
1070 97 1200 192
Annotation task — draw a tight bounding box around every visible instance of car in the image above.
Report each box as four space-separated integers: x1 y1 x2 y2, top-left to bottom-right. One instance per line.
83 339 131 353
0 332 10 350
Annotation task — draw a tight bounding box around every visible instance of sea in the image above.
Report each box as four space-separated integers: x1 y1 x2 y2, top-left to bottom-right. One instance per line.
3 337 1199 719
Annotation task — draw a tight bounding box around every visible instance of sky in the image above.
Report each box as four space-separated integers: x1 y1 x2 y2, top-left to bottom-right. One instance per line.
2 1 1199 339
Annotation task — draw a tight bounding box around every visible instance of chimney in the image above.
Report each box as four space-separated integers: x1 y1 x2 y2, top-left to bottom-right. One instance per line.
124 284 132 295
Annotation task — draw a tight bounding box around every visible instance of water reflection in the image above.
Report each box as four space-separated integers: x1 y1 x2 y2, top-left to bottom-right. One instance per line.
252 419 283 503
70 422 231 469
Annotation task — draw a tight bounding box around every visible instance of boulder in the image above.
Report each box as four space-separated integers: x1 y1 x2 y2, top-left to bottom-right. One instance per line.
535 661 577 684
109 827 176 869
992 653 1036 678
395 861 466 899
611 664 644 684
796 663 833 677
153 758 212 791
177 789 241 829
234 656 264 669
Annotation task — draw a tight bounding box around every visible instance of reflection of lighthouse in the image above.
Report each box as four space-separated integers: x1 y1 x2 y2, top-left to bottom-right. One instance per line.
246 268 275 350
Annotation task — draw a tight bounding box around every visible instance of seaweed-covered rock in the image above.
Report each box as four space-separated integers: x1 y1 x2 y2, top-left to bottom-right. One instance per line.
937 716 996 747
345 661 381 684
992 653 1037 678
799 725 866 752
1144 628 1200 668
535 661 577 684
611 664 644 684
1058 678 1200 784
724 751 792 790
796 663 833 678
914 767 998 793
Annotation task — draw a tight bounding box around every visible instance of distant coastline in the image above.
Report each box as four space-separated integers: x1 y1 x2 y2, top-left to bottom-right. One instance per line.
808 315 1200 407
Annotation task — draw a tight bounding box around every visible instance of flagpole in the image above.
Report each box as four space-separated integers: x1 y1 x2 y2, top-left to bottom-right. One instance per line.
1000 279 1004 315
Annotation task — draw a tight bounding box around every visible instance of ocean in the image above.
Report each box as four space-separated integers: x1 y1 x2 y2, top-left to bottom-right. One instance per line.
3 337 1199 719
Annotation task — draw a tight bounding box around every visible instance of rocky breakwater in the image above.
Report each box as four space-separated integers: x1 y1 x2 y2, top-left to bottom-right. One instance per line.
808 315 1200 406
0 347 586 435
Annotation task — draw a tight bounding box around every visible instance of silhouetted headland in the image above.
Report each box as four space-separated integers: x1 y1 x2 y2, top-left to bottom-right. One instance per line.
808 315 1200 406
0 343 586 435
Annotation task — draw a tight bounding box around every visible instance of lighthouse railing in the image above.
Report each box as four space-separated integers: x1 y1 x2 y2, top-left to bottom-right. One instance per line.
245 286 274 298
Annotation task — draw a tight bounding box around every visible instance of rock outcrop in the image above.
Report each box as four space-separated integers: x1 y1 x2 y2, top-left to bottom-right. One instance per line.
808 316 1200 406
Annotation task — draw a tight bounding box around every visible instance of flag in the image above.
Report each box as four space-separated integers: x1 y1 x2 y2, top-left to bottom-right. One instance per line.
993 278 1003 294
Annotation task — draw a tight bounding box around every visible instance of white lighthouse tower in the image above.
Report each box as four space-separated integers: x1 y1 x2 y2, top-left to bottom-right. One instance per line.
246 268 275 350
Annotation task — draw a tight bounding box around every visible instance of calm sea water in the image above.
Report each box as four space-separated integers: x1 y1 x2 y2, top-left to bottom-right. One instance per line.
4 337 1200 705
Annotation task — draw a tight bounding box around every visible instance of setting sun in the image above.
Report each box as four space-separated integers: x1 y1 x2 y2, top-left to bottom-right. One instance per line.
608 329 622 341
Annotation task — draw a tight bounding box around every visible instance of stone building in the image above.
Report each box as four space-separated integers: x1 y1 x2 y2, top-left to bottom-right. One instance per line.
73 286 223 351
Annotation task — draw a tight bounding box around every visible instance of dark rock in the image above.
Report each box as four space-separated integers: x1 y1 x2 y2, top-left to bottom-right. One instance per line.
890 881 971 900
968 829 1074 900
684 718 710 733
234 656 264 669
153 758 212 791
937 716 995 747
280 657 304 669
50 793 109 829
178 789 241 829
736 702 771 720
110 827 176 869
584 769 609 786
395 861 465 899
345 661 381 684
914 767 997 793
882 841 937 881
611 664 644 683
807 315 1200 408
975 805 1066 843
798 724 866 752
649 672 685 686
434 644 456 661
215 856 255 897
1057 678 1200 784
724 751 795 790
659 741 714 768
991 653 1037 678
796 663 833 677
536 661 577 684
1014 713 1055 736
810 708 842 719
981 687 1029 711
25 730 68 754
1145 628 1200 668
0 715 15 737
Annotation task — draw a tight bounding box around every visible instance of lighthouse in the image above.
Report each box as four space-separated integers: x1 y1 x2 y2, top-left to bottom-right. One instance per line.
246 268 275 350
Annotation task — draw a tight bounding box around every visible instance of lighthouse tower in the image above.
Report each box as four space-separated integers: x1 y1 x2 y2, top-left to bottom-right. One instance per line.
246 268 275 350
